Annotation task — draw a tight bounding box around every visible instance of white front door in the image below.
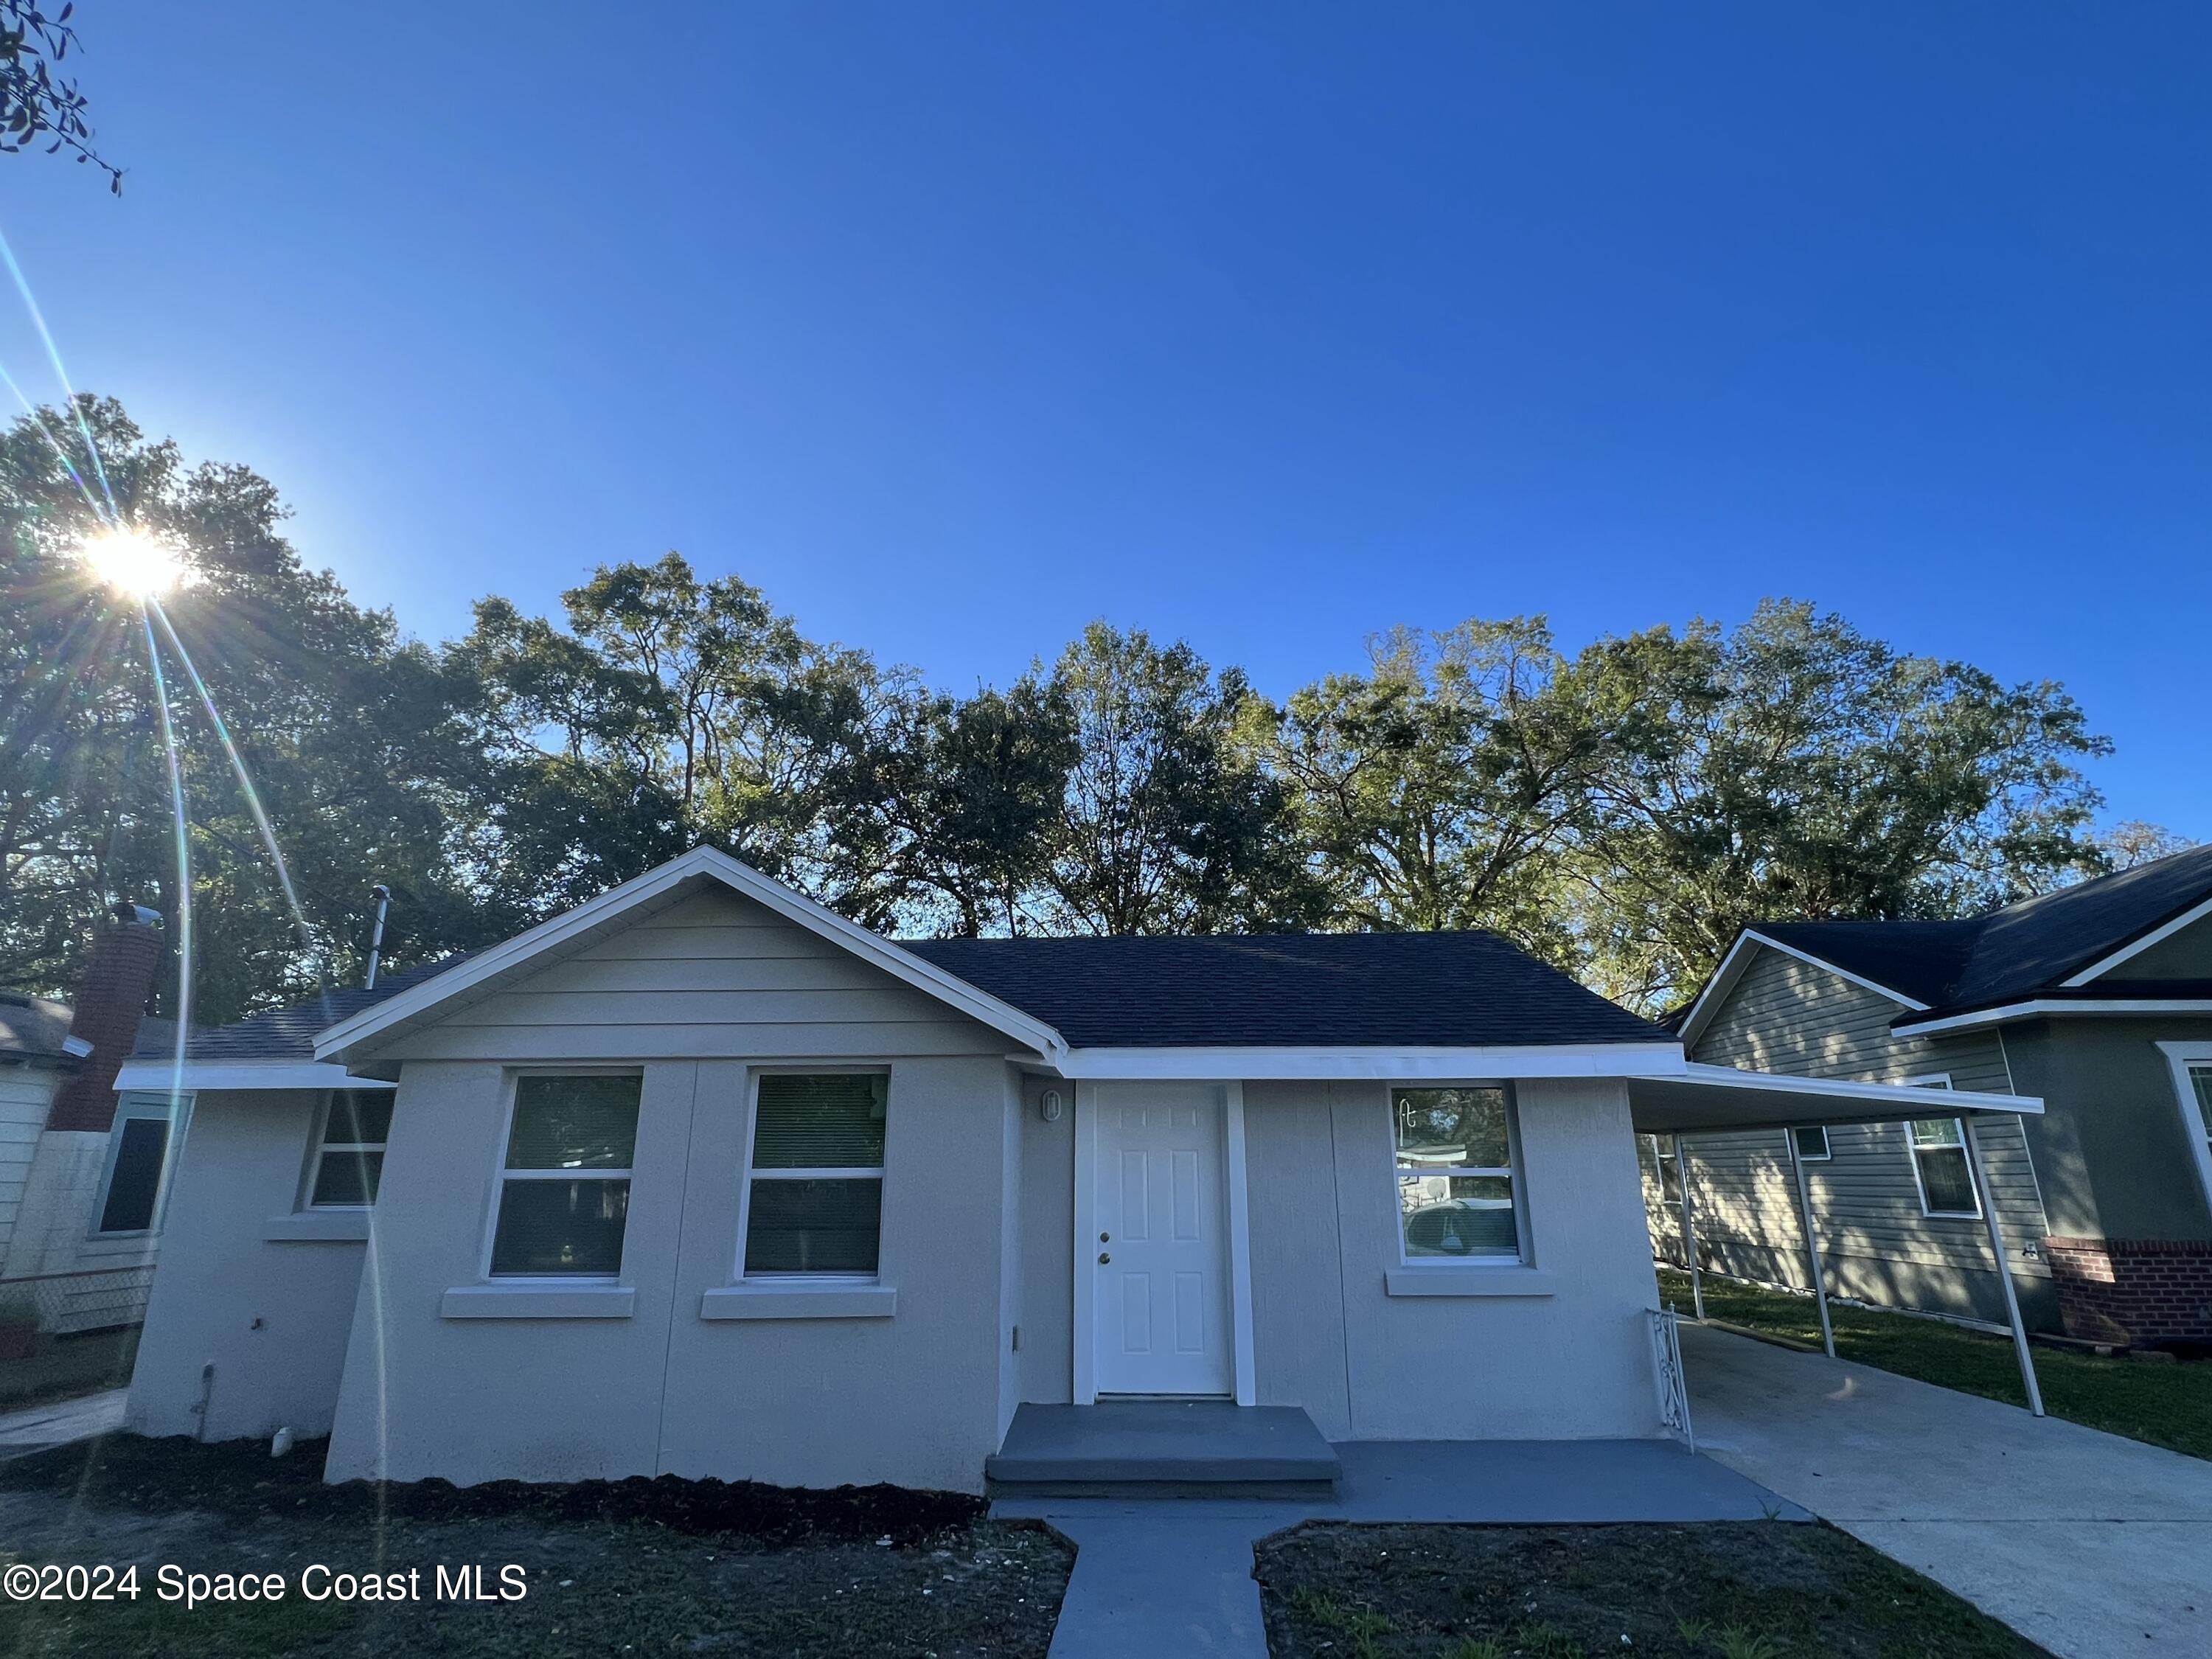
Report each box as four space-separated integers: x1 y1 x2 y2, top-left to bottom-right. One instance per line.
1092 1082 1233 1397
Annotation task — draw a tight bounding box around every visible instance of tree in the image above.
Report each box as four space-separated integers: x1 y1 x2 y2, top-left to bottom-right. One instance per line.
1039 622 1321 935
0 397 480 1020
0 4 119 191
1564 599 2110 1009
2090 820 2194 872
1248 618 1601 960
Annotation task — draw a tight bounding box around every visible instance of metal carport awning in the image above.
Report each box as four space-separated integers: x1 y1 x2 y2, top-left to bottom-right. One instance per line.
1622 1064 2049 1419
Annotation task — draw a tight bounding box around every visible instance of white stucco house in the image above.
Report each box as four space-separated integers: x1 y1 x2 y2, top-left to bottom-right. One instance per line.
119 847 2042 1494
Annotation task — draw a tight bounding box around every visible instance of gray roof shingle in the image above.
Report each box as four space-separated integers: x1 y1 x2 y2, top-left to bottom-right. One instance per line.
0 991 77 1065
902 931 1665 1048
1739 841 2212 1019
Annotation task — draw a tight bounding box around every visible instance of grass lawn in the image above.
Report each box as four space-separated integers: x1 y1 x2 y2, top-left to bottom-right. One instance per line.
0 1433 1070 1658
1258 1520 2052 1658
1658 1267 2212 1462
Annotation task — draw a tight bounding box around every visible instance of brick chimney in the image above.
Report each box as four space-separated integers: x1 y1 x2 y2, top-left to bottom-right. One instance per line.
46 905 164 1134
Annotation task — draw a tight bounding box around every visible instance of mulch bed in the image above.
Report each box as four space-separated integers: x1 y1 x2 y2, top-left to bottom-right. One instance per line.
0 1433 1071 1658
1257 1521 2053 1658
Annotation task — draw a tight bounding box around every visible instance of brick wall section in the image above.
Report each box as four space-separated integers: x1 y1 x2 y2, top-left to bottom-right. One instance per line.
2045 1236 2212 1346
46 922 161 1133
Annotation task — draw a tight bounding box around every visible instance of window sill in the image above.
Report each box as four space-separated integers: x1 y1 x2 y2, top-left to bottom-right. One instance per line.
264 1211 372 1242
1385 1267 1555 1298
699 1284 896 1321
439 1284 635 1320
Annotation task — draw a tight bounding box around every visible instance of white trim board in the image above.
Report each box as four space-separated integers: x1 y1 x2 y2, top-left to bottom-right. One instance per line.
1676 931 1927 1054
1893 998 2212 1037
1054 1042 1686 1081
111 1061 391 1093
2155 1041 2212 1228
312 847 1067 1067
2062 893 2212 986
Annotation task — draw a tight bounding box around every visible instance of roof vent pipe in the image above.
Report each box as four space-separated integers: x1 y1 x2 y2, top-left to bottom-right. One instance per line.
366 885 392 990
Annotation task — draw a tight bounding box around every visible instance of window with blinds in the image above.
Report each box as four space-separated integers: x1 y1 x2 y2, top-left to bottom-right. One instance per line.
743 1073 888 1277
488 1074 641 1277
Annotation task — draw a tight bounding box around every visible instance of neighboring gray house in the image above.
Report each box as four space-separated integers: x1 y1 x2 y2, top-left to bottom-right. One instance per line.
1654 842 2212 1348
119 847 2036 1494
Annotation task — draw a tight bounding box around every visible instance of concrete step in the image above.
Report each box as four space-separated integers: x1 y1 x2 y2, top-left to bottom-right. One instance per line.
985 1400 1340 1498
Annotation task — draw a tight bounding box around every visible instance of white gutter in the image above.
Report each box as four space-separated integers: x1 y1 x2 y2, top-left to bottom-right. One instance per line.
1054 1041 1688 1081
113 1060 393 1092
1894 998 2212 1037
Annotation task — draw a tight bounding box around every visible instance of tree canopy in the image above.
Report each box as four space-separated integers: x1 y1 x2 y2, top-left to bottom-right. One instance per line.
1 399 2168 1026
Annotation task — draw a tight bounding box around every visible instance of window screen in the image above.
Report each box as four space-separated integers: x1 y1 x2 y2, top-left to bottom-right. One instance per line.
489 1074 641 1277
744 1074 886 1276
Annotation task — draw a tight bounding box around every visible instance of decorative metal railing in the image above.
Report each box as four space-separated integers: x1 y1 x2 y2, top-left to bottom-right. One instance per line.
1647 1302 1694 1451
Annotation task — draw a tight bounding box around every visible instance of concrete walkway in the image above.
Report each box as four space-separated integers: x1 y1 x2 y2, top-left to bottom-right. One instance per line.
0 1388 125 1461
996 1439 1804 1658
1682 1321 2212 1659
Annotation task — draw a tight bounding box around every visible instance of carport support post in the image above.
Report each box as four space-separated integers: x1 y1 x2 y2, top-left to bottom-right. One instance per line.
1786 1130 1835 1357
1965 1116 2045 1419
1676 1138 1705 1322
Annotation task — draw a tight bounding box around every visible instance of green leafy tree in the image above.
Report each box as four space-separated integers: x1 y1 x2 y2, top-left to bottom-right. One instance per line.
0 3 120 191
1040 622 1321 935
0 398 479 1020
1565 599 2110 1009
1245 618 1601 959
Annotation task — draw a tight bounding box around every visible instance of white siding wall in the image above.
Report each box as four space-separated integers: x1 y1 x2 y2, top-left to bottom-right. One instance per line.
126 1091 366 1440
1673 946 2056 1327
322 887 1023 1492
0 1069 57 1256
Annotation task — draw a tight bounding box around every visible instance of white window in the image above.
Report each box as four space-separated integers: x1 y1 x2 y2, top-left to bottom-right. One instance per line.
1792 1125 1832 1161
92 1093 191 1237
1907 1117 1980 1218
1393 1086 1523 1262
487 1074 640 1278
742 1073 887 1277
307 1091 392 1207
2155 1043 2212 1221
1644 1132 1683 1203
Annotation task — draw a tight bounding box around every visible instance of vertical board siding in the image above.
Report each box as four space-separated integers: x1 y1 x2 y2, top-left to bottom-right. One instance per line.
1663 945 2055 1328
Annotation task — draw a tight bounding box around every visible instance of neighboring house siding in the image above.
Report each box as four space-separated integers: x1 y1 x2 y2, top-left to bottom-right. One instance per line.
1669 945 2057 1329
0 1070 57 1253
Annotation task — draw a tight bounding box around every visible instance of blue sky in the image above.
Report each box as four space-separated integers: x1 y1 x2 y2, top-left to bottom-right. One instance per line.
7 4 2208 835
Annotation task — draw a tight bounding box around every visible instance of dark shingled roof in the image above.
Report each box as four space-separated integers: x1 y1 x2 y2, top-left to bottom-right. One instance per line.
1739 841 2212 1020
130 956 474 1063
0 991 78 1065
161 930 1663 1061
902 932 1666 1048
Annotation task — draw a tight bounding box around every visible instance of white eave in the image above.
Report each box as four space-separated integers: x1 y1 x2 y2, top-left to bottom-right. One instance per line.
1893 997 2212 1037
1626 1062 2039 1136
311 846 1068 1068
112 1060 392 1092
1052 1042 1688 1081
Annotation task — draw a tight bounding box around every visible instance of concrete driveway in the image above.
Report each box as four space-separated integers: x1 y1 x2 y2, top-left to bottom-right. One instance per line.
1682 1321 2212 1659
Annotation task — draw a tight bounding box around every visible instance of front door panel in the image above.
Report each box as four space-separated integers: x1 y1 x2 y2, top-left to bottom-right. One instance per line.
1093 1083 1231 1396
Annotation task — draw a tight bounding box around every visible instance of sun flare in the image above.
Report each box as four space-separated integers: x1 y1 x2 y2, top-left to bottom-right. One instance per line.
79 527 185 598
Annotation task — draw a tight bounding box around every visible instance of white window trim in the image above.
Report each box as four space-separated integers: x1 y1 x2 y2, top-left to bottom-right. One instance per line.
734 1066 889 1285
90 1092 193 1239
476 1068 642 1284
1902 1075 1980 1219
1388 1082 1531 1270
1792 1124 1832 1161
302 1090 390 1211
2154 1041 2212 1225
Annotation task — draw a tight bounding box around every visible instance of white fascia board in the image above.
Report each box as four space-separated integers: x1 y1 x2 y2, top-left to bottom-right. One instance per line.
1676 931 1926 1053
1894 998 2212 1037
1636 1060 2042 1118
112 1061 392 1092
1054 1042 1688 1081
313 846 1066 1065
2060 893 2212 986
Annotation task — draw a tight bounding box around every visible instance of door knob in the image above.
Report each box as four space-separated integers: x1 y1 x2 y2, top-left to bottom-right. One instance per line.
1098 1251 1110 1264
